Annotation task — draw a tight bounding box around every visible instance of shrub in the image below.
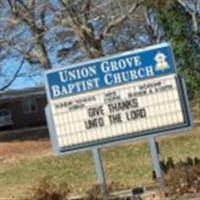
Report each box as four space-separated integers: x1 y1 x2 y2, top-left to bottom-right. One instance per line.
161 157 200 196
25 177 70 200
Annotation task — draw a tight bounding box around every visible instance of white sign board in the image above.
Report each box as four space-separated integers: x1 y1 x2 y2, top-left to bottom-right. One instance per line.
45 43 192 155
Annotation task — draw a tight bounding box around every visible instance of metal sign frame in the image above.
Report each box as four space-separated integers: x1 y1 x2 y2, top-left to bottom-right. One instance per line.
45 78 193 156
45 43 192 156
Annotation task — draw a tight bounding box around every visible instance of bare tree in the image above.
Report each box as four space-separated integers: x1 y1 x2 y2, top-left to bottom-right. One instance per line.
0 60 25 91
2 0 52 69
0 0 147 91
60 0 144 58
0 0 154 91
0 0 55 90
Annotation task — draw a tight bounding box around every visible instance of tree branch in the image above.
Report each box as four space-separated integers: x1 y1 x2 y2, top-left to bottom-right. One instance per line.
103 0 143 36
6 0 52 69
143 7 160 44
15 0 29 11
6 0 15 13
177 0 198 33
60 0 104 58
41 5 47 29
0 59 25 91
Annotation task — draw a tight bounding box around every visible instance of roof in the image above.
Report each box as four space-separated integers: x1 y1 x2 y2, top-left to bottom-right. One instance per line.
0 87 46 101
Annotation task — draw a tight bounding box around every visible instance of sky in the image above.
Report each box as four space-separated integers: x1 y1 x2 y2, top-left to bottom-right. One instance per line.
0 0 62 91
0 0 149 91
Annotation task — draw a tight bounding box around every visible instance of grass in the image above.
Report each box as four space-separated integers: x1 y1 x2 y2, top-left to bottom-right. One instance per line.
0 128 200 199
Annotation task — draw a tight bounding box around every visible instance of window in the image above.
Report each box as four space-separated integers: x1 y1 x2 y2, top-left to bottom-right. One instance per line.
23 98 38 114
0 110 9 117
0 109 13 127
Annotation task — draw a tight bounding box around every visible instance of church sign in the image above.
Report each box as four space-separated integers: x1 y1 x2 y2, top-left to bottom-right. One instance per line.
45 43 192 155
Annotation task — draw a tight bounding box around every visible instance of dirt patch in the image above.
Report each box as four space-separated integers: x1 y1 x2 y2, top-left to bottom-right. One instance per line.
0 126 51 163
0 139 51 163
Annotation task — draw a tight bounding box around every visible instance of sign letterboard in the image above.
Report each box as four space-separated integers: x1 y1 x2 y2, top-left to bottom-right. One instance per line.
45 43 192 155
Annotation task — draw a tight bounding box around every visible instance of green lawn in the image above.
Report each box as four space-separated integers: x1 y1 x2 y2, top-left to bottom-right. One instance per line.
0 129 200 199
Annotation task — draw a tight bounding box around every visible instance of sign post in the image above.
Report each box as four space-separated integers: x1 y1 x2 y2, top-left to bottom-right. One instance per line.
149 137 162 180
44 43 192 198
92 148 108 200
